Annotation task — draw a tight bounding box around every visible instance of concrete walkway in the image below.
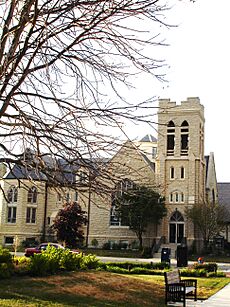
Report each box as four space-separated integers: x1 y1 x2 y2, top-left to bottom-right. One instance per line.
170 282 230 306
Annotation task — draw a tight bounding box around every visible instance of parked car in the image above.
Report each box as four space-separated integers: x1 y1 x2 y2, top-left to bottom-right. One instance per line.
25 242 80 257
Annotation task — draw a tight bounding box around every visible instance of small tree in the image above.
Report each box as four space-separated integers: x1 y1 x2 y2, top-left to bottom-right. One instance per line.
116 185 166 249
52 201 87 248
186 202 228 252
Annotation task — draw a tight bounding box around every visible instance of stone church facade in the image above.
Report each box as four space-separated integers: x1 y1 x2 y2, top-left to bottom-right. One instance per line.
0 97 218 252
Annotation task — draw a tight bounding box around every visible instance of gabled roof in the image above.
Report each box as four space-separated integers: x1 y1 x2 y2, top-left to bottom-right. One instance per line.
5 164 47 181
4 159 78 185
140 134 157 142
217 182 230 222
217 183 230 206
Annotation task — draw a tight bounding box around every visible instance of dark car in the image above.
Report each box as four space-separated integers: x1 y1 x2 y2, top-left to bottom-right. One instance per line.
25 242 79 257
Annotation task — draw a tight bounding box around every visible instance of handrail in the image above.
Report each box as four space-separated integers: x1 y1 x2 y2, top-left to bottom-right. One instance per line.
152 236 165 254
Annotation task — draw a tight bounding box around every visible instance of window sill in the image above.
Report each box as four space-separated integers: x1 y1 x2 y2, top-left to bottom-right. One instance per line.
109 226 129 229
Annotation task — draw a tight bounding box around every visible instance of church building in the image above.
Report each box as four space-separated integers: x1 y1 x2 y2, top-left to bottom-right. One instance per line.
0 97 218 253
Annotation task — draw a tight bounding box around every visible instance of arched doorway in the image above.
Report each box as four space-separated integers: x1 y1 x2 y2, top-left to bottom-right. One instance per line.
169 210 184 243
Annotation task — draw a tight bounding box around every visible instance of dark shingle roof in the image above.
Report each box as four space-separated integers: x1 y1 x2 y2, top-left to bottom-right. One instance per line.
217 182 230 222
5 164 47 181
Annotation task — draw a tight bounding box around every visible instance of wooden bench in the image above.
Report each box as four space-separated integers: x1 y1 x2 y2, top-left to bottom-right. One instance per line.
164 269 197 306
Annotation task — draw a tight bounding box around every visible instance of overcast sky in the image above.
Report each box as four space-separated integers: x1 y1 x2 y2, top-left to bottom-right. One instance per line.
126 0 230 183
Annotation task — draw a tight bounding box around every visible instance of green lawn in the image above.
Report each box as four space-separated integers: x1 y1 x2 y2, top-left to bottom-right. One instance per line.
0 271 229 306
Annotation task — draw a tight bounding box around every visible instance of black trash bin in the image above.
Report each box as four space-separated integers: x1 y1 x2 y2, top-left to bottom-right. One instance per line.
161 247 171 265
177 245 188 267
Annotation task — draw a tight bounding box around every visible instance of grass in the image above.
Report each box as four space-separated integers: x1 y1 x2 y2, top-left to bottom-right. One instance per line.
0 271 229 306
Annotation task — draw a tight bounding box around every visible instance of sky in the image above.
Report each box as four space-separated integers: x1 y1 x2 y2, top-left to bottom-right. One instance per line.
126 0 230 183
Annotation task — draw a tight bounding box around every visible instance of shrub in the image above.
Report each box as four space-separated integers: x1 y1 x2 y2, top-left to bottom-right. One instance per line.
207 271 226 278
14 256 31 265
130 267 164 275
29 253 49 276
105 262 134 270
104 261 169 270
13 258 31 276
97 262 107 270
180 268 207 277
60 251 83 271
0 247 12 264
91 239 99 248
42 246 63 274
193 262 217 272
106 266 129 274
153 262 170 270
102 242 111 250
80 254 99 270
0 263 12 279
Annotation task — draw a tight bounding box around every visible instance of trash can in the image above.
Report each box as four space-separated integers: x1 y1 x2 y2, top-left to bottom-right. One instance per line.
161 247 171 265
177 245 188 267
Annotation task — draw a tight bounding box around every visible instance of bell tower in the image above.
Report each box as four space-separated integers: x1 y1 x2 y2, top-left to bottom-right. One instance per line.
157 97 205 247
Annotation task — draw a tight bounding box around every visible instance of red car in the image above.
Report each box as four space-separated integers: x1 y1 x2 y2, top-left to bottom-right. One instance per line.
25 242 80 257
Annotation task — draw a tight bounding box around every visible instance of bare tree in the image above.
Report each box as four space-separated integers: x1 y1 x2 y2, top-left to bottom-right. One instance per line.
186 202 228 252
0 0 173 192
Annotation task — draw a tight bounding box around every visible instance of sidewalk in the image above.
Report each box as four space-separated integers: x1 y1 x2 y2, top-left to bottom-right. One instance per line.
172 282 230 306
165 282 230 306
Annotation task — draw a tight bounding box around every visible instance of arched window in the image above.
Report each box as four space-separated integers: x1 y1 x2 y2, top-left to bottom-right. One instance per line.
7 186 18 203
167 121 175 156
110 179 135 226
170 210 184 222
169 210 184 243
169 191 185 203
27 187 37 203
180 120 189 155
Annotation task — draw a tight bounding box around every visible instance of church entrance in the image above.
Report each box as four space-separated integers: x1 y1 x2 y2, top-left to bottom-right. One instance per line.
169 210 184 244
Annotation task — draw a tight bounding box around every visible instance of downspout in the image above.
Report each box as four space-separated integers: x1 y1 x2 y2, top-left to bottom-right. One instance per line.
42 182 48 242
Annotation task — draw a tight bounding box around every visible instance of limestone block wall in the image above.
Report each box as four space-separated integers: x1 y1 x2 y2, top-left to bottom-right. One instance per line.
0 179 46 245
87 141 159 248
45 187 89 242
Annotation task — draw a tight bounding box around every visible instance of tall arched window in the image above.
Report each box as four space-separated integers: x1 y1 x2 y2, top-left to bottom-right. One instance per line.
7 186 18 203
27 187 37 203
167 121 175 156
180 120 189 155
110 179 135 226
169 210 184 243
